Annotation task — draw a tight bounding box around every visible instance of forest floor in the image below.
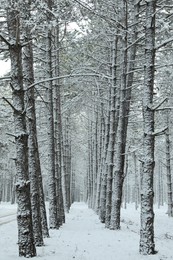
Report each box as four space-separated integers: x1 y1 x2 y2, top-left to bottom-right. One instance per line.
0 202 172 260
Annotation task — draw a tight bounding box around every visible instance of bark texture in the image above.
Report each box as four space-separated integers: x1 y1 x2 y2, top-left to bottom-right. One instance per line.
139 0 156 255
7 2 36 257
22 0 46 245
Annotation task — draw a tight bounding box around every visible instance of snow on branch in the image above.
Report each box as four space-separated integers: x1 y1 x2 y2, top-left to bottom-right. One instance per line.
155 37 173 51
26 73 109 91
2 96 17 112
0 34 11 47
0 76 11 81
74 0 125 29
152 127 168 137
150 97 168 111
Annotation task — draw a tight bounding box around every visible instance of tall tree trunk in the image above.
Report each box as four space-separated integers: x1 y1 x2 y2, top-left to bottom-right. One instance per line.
139 0 156 255
95 101 105 214
62 115 71 212
6 2 36 257
110 0 139 230
54 25 65 226
99 85 111 223
123 153 129 209
92 108 98 210
165 110 173 217
87 120 93 208
22 0 48 244
46 0 58 229
105 36 119 228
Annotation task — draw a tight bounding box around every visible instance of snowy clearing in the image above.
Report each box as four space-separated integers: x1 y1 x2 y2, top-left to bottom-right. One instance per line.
0 202 172 260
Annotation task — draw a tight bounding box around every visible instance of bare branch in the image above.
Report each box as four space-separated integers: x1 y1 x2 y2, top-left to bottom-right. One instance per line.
0 76 11 81
2 96 17 111
73 0 125 30
26 73 109 91
0 34 11 47
152 127 168 137
6 132 16 138
150 97 168 110
155 37 173 50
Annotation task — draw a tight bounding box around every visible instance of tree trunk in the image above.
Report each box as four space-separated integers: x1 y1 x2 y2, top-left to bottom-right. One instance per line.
165 110 173 217
46 0 58 229
110 0 139 230
62 115 71 212
53 25 65 226
7 2 36 257
139 0 156 255
22 0 47 245
105 36 119 228
95 101 105 214
99 86 111 223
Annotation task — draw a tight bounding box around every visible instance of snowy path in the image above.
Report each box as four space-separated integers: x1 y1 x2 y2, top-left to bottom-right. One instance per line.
37 202 173 260
38 202 140 260
0 212 16 225
0 202 173 260
0 204 16 226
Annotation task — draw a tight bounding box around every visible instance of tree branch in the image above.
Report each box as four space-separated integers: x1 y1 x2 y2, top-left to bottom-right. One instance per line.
0 76 11 81
2 96 17 111
150 97 168 111
26 73 108 91
73 0 125 29
155 37 173 50
0 35 11 47
152 127 168 137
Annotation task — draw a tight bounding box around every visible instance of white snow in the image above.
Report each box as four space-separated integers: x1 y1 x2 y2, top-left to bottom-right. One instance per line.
0 60 11 76
0 202 172 260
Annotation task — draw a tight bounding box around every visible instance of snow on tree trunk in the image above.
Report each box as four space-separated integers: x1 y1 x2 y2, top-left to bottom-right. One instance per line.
62 115 71 212
105 36 119 228
95 102 105 214
46 0 58 229
6 2 36 257
92 108 99 210
87 121 93 208
99 86 111 223
110 0 139 230
22 0 46 245
123 153 129 209
54 85 65 225
53 26 65 226
165 110 173 217
139 0 156 255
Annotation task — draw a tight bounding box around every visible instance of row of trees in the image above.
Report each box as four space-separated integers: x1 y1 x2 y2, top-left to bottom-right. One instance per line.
0 0 173 257
73 0 173 255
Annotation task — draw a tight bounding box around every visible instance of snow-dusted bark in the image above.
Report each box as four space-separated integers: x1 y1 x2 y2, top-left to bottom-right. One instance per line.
46 0 58 229
165 111 173 217
99 87 111 223
63 115 71 212
110 1 139 230
22 0 48 244
105 36 119 228
95 102 105 214
87 122 93 208
54 26 65 226
139 0 156 255
92 109 99 210
54 85 65 225
123 153 129 209
6 2 36 257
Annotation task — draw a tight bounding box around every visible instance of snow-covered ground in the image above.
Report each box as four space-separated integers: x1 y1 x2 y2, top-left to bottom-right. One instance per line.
0 202 172 260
